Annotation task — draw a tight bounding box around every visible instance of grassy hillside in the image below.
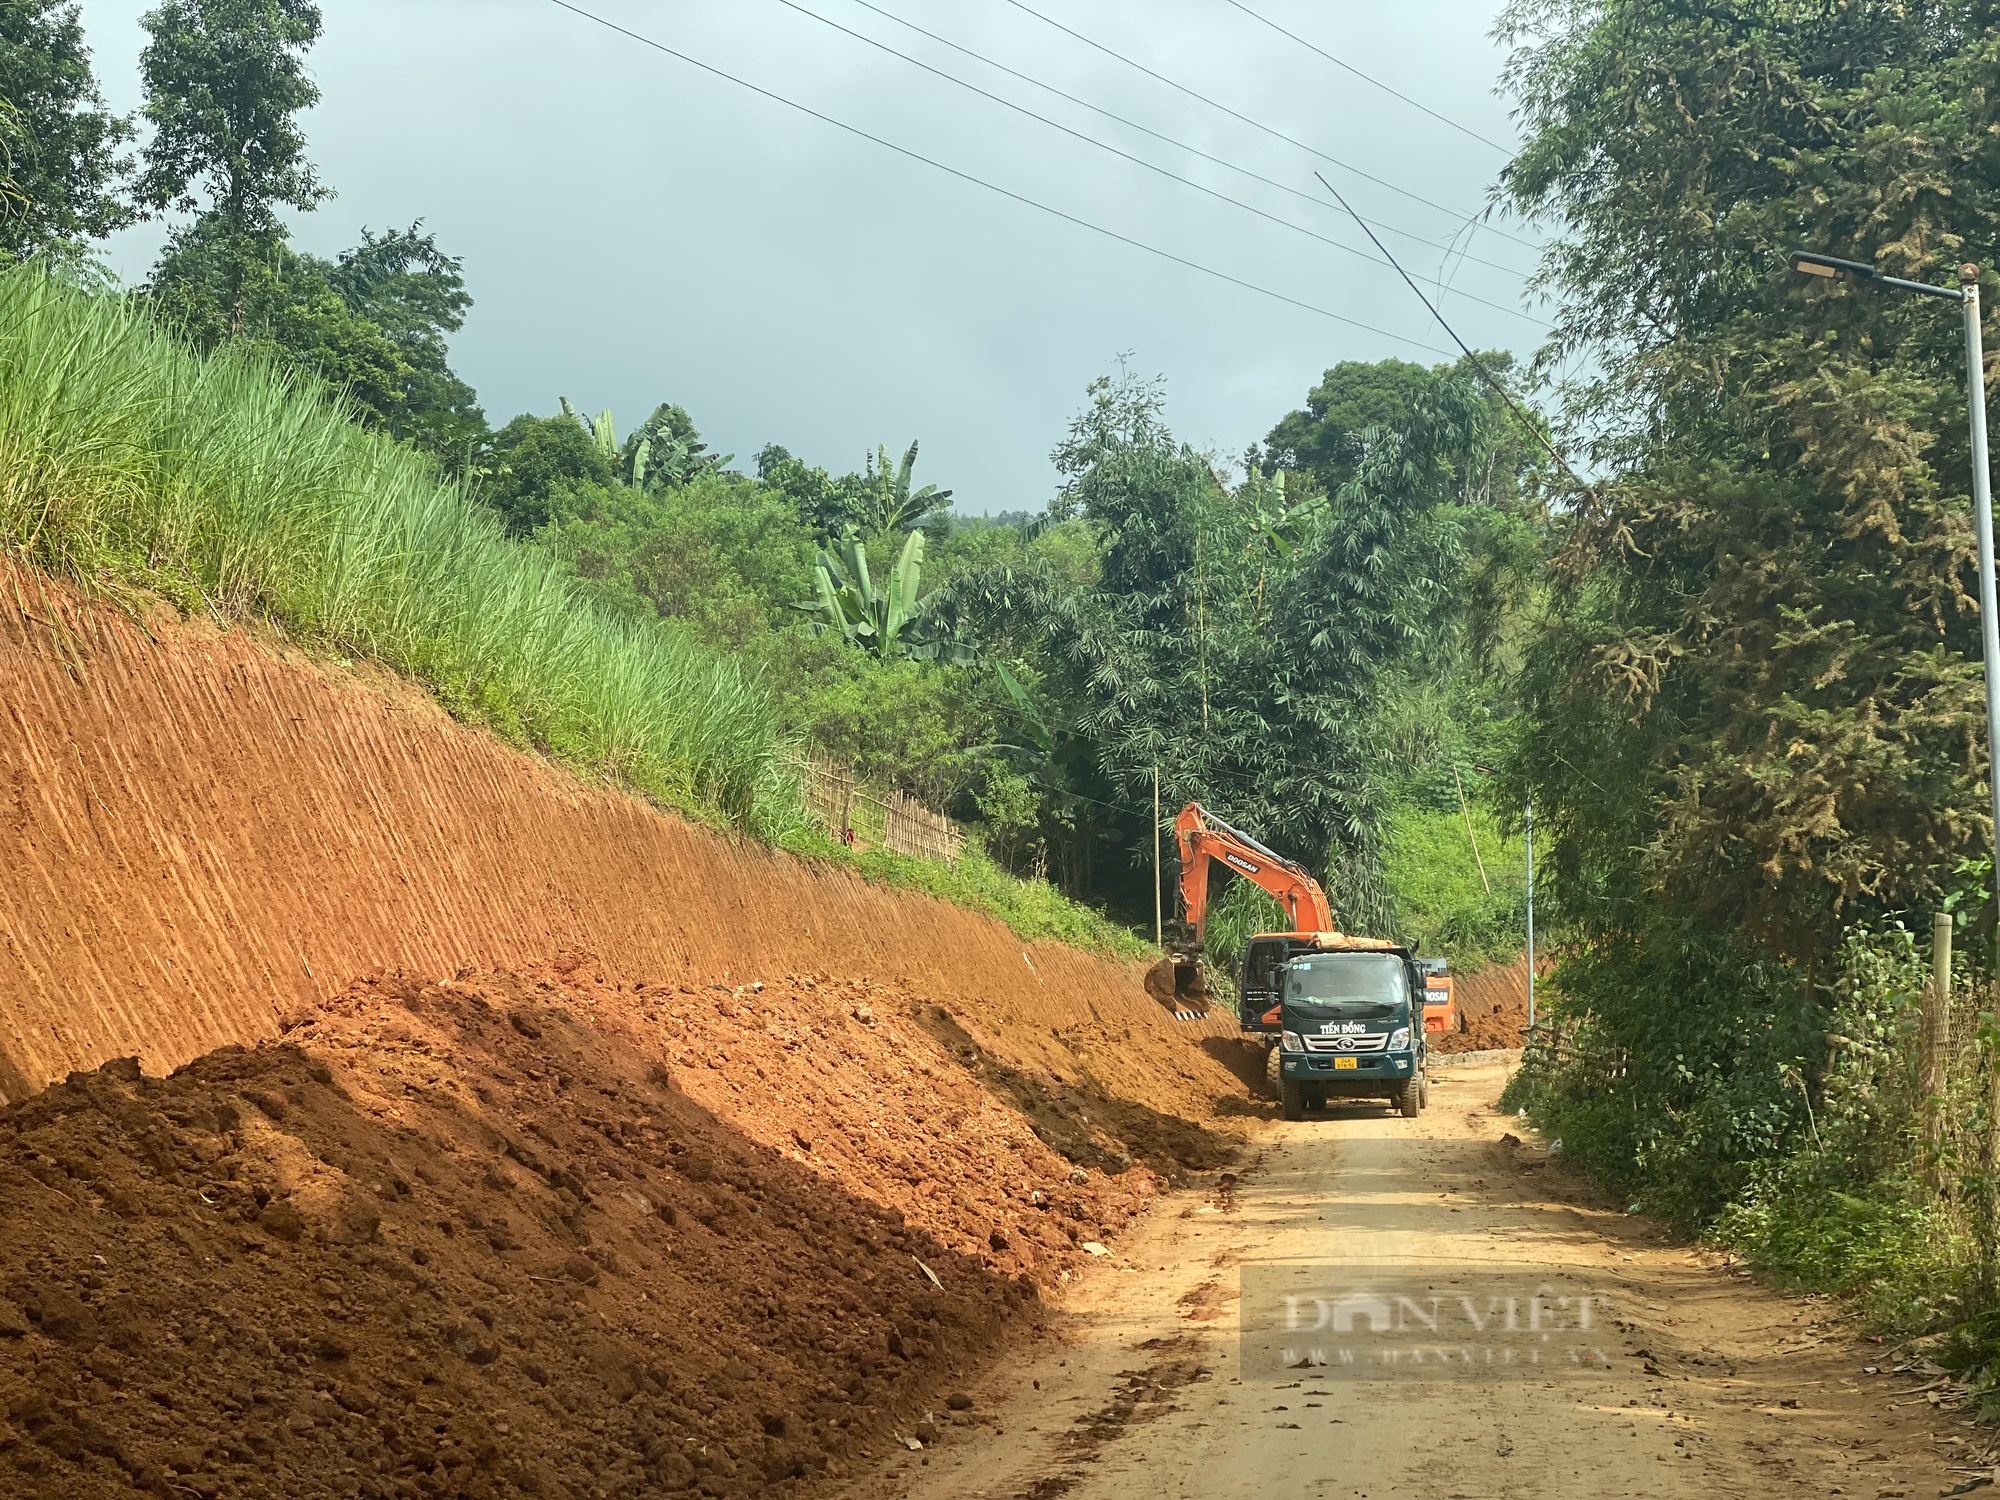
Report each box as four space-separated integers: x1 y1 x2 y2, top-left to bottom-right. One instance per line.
0 266 1140 955
1383 803 1526 971
0 267 794 834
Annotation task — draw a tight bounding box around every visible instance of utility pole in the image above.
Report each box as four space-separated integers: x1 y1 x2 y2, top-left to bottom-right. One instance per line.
1789 250 1999 1246
1525 796 1536 1030
1153 765 1163 947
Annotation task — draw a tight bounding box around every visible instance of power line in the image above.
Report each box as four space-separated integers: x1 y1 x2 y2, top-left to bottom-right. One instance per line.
839 0 1535 281
1218 0 1511 154
768 0 1545 327
543 1 1453 357
1312 171 1582 490
998 0 1538 252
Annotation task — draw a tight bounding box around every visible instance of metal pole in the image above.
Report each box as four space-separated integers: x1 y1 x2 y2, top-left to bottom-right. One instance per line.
1525 796 1536 1030
1153 764 1163 947
1963 265 2000 951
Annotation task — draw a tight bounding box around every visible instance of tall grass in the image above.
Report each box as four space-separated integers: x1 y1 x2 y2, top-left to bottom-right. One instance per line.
0 265 802 836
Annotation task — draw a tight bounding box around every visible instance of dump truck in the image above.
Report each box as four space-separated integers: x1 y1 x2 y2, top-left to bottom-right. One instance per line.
1166 803 1426 1118
1273 944 1429 1121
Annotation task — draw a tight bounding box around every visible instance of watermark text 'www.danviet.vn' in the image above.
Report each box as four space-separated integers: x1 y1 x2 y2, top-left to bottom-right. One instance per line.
1240 1265 1620 1381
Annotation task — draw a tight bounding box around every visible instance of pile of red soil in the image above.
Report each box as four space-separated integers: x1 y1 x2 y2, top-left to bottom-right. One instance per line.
0 960 1239 1498
1430 956 1532 1054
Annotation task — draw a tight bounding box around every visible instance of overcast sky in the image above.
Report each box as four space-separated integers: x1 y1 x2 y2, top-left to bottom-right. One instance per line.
76 0 1546 511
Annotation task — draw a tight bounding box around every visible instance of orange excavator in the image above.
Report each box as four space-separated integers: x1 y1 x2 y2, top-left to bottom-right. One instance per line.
1170 803 1447 1116
1169 803 1456 1035
1174 801 1336 940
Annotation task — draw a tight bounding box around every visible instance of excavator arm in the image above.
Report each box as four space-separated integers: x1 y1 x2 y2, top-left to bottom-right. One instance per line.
1173 803 1334 943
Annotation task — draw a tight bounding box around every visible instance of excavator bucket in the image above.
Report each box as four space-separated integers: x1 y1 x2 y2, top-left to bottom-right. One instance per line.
1143 944 1209 1016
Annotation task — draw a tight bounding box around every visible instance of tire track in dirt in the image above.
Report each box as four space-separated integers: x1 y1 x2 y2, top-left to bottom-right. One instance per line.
871 1062 1965 1500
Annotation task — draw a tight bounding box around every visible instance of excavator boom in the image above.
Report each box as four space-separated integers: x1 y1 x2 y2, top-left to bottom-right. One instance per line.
1173 803 1335 942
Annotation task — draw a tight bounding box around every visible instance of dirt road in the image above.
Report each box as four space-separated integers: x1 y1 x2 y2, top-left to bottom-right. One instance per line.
862 1059 1969 1500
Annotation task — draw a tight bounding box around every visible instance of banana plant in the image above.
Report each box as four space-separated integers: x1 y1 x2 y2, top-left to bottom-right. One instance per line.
559 396 620 467
797 531 973 662
850 440 953 536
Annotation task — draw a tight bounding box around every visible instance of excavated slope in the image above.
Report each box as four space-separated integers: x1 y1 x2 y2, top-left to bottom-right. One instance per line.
0 963 1235 1499
0 566 1239 1112
1430 954 1532 1054
0 568 1256 1497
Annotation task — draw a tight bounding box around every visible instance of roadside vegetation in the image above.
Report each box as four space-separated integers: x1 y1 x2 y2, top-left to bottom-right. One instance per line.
24 0 2000 1381
1489 0 2000 1390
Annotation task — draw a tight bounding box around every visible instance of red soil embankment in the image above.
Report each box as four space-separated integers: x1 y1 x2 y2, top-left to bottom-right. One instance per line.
0 962 1197 1499
0 568 1238 1117
0 568 1255 1496
1430 954 1533 1053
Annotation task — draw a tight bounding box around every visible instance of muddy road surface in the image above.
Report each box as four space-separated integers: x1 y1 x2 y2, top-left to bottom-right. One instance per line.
862 1059 1967 1500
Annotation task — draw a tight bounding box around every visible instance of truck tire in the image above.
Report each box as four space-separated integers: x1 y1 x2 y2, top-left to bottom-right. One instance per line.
1264 1044 1282 1098
1280 1080 1305 1121
1419 1068 1430 1108
1396 1075 1422 1118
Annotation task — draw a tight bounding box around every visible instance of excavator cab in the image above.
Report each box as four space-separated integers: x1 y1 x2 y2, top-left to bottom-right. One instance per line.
1239 935 1312 1034
1417 956 1459 1034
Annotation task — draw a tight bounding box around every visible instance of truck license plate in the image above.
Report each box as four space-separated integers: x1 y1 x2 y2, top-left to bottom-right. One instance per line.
1334 1057 1358 1069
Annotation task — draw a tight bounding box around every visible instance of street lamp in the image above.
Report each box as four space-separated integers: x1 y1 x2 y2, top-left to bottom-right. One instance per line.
1788 250 1998 931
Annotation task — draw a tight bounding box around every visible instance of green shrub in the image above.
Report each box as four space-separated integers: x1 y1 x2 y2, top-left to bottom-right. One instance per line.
1384 801 1525 968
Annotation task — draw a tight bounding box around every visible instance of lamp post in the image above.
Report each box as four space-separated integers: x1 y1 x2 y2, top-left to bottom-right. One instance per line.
1787 251 1999 936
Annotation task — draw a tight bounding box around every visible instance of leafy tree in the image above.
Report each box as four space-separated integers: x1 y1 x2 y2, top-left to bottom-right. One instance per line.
136 0 327 328
755 443 853 537
1497 0 2000 1224
321 224 484 461
483 413 613 536
1260 357 1434 493
943 368 1477 924
549 470 816 648
147 218 486 465
0 0 134 261
1261 352 1550 508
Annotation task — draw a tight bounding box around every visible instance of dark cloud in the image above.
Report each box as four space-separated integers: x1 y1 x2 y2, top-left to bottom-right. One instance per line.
80 0 1538 509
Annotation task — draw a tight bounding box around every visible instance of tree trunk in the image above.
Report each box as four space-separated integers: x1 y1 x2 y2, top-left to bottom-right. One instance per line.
1921 912 1953 1185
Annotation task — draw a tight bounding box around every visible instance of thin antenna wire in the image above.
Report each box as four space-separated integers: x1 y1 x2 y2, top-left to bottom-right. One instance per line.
1314 170 1581 487
1218 0 1510 154
769 0 1544 325
999 0 1539 251
842 0 1534 280
542 0 1454 355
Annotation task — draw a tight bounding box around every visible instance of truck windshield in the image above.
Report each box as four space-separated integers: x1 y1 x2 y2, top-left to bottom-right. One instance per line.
1283 954 1410 1020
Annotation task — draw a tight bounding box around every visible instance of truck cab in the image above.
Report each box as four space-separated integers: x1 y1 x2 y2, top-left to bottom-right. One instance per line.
1274 947 1427 1121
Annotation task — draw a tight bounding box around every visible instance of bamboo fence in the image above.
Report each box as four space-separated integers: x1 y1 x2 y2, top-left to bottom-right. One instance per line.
800 753 965 864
